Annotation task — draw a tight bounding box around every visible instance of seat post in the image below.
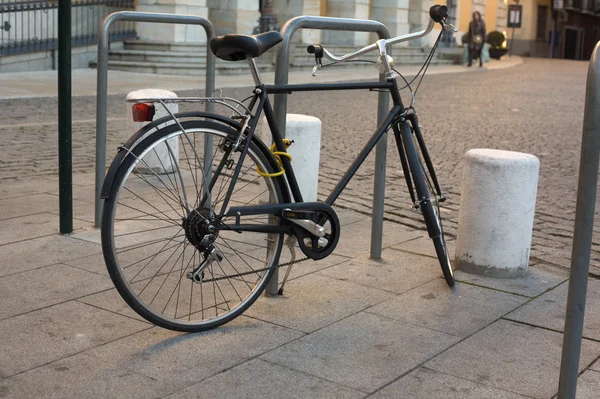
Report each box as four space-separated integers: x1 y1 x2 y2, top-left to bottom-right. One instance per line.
248 58 263 86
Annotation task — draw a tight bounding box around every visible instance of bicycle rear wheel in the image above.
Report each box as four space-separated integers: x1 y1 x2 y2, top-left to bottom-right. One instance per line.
397 121 454 287
102 119 286 331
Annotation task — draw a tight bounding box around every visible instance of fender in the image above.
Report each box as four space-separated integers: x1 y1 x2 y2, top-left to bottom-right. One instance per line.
100 112 244 199
100 112 292 205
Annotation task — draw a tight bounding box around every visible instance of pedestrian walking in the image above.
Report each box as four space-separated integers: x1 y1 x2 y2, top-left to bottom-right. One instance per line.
467 11 486 67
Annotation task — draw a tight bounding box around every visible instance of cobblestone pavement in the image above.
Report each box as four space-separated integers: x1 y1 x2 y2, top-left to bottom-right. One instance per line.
0 57 592 270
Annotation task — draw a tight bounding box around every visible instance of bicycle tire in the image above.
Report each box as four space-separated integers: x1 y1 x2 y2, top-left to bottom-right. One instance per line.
398 121 455 287
102 119 287 332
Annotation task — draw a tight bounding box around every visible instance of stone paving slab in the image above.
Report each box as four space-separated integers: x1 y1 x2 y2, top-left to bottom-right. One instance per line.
165 358 365 399
318 249 441 294
0 212 58 245
577 370 600 399
64 252 112 276
0 234 102 277
334 218 422 258
261 311 460 393
0 177 59 200
0 57 523 99
41 171 97 187
0 352 170 399
85 317 304 389
335 208 370 226
454 263 568 298
426 319 600 399
245 273 393 333
592 359 600 372
371 367 529 398
0 263 112 320
278 252 353 282
0 193 58 221
505 279 600 340
77 288 146 322
390 235 457 260
366 279 529 338
0 300 150 378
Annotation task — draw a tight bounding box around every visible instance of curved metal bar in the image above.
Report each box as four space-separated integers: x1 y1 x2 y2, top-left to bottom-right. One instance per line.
320 19 436 64
95 11 216 227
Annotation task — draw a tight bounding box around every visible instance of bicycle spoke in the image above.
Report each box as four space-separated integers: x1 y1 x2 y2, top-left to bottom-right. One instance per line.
129 228 184 283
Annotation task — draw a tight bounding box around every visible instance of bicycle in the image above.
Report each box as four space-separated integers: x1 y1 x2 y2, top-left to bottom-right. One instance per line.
100 5 456 332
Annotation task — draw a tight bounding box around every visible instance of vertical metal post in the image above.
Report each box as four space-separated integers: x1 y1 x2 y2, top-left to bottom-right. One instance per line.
270 16 391 294
58 0 73 234
370 67 389 260
557 41 600 399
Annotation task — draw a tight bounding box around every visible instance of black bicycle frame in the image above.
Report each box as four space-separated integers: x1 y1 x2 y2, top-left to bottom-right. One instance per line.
218 78 407 215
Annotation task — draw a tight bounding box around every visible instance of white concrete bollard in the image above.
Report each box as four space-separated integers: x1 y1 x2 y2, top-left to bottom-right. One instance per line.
455 149 540 277
126 89 179 174
260 114 322 201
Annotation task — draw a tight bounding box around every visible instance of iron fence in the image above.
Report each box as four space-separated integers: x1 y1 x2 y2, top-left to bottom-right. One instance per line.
0 0 136 57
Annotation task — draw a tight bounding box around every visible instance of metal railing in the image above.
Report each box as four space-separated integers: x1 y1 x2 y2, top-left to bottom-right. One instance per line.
267 15 391 295
94 11 216 227
557 40 600 399
0 0 135 57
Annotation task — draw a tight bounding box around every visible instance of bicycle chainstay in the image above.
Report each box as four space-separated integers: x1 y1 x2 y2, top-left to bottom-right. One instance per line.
200 256 311 283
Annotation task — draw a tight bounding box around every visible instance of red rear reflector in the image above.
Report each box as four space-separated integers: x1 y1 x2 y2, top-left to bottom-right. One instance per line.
132 103 155 122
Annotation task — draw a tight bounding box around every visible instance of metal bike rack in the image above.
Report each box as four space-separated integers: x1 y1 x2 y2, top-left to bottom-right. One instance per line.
558 41 600 399
94 11 216 227
268 16 391 295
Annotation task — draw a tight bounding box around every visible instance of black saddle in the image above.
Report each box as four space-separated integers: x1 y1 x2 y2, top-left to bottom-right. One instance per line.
210 31 283 61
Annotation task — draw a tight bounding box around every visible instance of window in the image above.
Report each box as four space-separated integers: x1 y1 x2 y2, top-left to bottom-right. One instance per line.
536 5 548 40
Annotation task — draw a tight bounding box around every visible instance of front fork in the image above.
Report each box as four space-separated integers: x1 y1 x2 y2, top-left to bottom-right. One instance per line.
392 113 445 209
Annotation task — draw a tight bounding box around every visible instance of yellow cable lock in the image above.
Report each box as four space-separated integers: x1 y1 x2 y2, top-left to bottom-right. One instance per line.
256 139 293 177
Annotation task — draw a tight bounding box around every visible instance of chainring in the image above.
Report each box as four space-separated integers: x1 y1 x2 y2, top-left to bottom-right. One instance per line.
295 209 340 260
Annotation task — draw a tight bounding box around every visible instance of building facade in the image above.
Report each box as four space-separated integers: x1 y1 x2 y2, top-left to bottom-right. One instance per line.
506 0 600 60
1 0 514 73
136 0 509 48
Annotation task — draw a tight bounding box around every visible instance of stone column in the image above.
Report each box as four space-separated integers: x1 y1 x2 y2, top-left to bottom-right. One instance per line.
495 0 508 34
471 0 486 17
370 0 410 44
136 0 209 43
408 0 433 47
208 0 260 36
322 0 370 46
272 0 322 44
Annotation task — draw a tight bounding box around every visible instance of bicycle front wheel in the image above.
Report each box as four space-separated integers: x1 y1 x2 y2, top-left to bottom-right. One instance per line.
101 119 286 332
398 121 455 287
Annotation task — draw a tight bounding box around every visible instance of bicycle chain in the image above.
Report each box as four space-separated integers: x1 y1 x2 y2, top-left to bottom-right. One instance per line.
200 256 311 283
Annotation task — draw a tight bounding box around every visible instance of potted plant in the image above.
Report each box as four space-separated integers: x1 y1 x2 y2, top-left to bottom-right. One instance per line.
487 31 508 60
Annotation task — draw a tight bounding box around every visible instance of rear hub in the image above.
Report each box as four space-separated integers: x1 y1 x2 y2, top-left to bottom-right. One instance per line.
182 207 218 251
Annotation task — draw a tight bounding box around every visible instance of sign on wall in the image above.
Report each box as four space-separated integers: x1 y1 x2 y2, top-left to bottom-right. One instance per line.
552 0 564 11
507 4 523 28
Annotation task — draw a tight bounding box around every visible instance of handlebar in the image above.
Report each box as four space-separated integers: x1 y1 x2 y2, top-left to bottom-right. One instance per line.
306 4 449 66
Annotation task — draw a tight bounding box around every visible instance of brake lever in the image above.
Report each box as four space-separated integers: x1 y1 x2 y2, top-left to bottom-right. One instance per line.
307 44 324 76
441 19 458 33
312 58 323 76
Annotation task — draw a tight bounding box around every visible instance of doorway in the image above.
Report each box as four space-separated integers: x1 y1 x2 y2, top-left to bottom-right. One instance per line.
563 26 584 60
